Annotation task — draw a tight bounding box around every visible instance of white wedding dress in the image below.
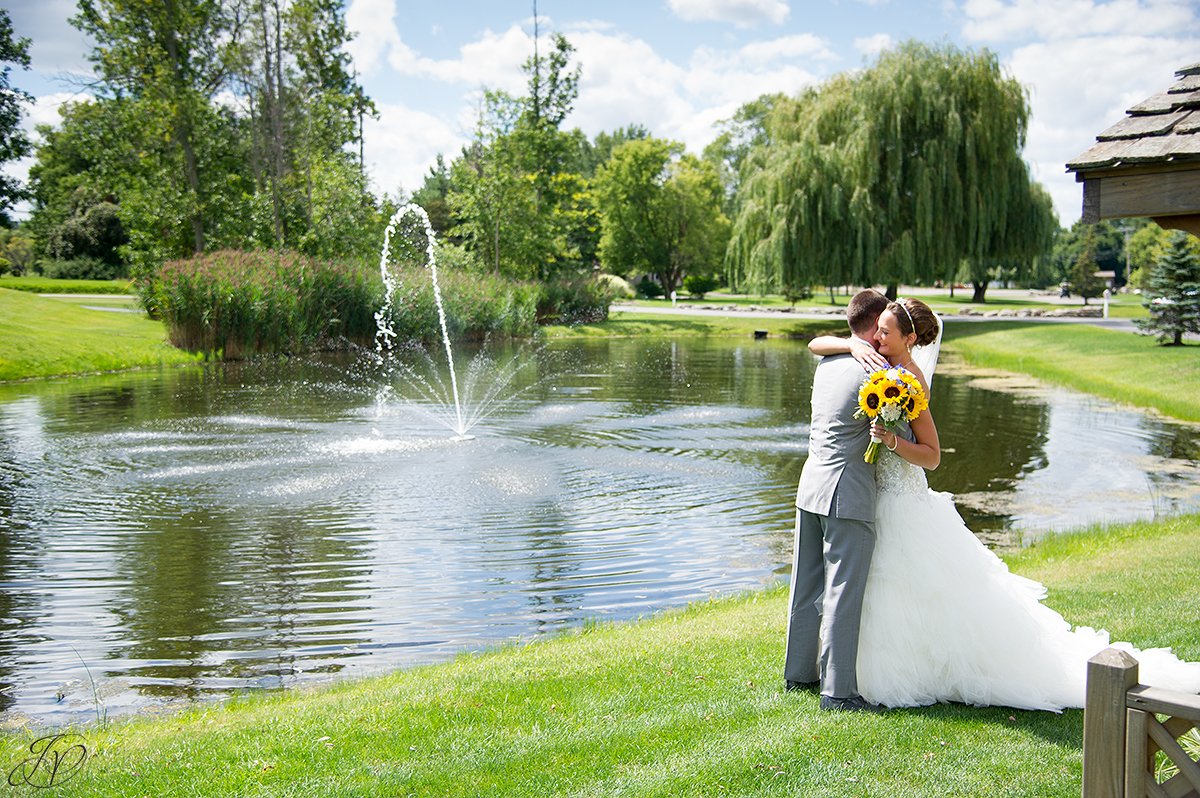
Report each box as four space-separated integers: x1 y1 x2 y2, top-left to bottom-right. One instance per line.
854 316 1200 711
856 447 1200 711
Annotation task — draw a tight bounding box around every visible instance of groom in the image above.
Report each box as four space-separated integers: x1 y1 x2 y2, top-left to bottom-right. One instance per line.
784 289 891 712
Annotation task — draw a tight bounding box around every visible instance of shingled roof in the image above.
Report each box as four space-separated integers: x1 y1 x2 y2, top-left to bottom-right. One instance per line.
1068 62 1200 172
1066 62 1200 234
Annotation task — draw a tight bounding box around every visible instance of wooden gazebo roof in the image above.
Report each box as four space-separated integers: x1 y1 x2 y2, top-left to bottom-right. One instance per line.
1067 62 1200 236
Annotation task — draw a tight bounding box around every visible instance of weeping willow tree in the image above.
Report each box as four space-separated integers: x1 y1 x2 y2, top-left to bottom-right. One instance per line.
964 176 1058 301
727 41 1055 299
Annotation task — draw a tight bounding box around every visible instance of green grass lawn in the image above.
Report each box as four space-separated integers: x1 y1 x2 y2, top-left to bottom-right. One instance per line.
5 513 1197 797
0 287 200 381
942 321 1199 422
0 274 133 294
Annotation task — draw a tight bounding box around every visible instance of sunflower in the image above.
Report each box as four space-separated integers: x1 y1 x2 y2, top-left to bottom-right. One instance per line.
857 383 884 416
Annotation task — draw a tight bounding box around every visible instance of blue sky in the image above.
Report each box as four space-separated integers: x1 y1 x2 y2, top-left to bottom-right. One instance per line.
8 0 1200 224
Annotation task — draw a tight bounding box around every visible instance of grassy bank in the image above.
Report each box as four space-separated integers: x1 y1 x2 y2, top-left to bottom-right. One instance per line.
0 288 200 381
4 513 1197 797
942 322 1199 422
542 310 838 340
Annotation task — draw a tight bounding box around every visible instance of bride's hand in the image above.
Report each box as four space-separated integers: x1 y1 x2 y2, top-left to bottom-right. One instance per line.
851 340 889 372
870 422 897 450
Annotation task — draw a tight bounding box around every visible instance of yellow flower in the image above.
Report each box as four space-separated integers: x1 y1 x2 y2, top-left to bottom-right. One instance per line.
858 383 883 416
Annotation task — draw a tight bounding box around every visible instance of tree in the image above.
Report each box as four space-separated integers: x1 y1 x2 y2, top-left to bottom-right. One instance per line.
74 0 245 255
1137 231 1200 345
0 9 32 226
1050 219 1124 291
411 154 454 236
726 42 1050 298
447 33 592 280
237 0 376 255
0 228 33 274
963 178 1057 302
702 93 781 218
594 138 729 297
1069 224 1106 304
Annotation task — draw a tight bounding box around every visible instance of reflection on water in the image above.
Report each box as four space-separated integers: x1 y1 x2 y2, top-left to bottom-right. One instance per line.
0 338 1196 726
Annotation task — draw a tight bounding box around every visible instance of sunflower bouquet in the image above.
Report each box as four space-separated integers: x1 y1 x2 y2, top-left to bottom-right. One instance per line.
854 367 929 463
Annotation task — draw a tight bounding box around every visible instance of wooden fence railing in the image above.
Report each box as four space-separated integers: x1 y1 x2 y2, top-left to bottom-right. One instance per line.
1083 648 1200 798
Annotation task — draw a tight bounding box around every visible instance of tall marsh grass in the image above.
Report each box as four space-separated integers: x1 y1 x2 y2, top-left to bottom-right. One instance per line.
149 250 610 358
150 250 379 358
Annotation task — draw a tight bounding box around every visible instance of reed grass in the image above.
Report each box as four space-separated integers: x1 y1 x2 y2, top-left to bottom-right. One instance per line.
149 251 612 359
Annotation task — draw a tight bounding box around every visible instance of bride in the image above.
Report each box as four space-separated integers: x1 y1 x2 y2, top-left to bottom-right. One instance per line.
809 296 1200 711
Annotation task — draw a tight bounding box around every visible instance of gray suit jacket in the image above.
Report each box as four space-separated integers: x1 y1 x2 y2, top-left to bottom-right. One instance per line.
795 353 878 522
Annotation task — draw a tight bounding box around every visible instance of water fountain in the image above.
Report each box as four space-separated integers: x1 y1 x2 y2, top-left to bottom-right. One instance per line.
372 203 538 440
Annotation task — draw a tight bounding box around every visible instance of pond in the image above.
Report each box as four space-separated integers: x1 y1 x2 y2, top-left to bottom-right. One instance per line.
1 336 1197 726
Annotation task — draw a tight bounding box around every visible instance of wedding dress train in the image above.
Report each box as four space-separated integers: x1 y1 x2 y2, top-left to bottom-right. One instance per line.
856 451 1200 711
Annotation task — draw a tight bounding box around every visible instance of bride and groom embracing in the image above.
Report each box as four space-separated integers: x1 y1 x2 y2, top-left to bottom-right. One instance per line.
784 290 1200 713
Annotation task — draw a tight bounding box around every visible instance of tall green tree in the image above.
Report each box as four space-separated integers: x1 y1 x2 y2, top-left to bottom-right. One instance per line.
0 9 32 226
1069 224 1106 304
963 177 1057 301
702 93 781 218
448 33 591 280
594 138 729 297
238 0 376 257
1137 231 1200 345
26 97 144 268
727 42 1050 299
74 0 245 255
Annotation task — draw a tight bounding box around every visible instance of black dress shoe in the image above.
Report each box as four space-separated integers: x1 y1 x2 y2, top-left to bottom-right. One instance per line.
819 694 885 713
785 679 819 692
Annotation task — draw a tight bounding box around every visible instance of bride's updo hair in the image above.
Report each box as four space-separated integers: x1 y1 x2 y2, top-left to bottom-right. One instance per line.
888 298 939 346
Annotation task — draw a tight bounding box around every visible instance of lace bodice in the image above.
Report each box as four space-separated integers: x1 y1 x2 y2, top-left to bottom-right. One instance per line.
876 450 928 496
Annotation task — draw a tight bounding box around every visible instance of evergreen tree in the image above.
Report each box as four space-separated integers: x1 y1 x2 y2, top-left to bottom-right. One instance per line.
1137 231 1200 346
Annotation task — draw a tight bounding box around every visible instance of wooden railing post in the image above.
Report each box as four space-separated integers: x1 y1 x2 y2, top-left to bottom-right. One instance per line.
1083 648 1140 798
1084 652 1137 792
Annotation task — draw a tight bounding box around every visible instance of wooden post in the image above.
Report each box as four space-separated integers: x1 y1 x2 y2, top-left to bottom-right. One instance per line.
1125 708 1149 798
1084 648 1140 798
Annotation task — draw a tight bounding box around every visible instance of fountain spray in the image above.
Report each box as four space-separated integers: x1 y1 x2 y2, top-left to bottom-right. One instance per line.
375 204 470 439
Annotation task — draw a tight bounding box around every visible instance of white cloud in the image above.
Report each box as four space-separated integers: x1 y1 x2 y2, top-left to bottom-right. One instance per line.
667 0 791 26
345 0 404 74
854 33 895 57
362 102 462 196
959 0 1197 42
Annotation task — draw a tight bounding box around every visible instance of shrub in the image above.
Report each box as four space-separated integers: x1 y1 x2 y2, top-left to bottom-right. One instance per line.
384 268 542 343
39 257 128 281
636 276 664 298
682 274 720 298
535 278 611 325
596 272 635 299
